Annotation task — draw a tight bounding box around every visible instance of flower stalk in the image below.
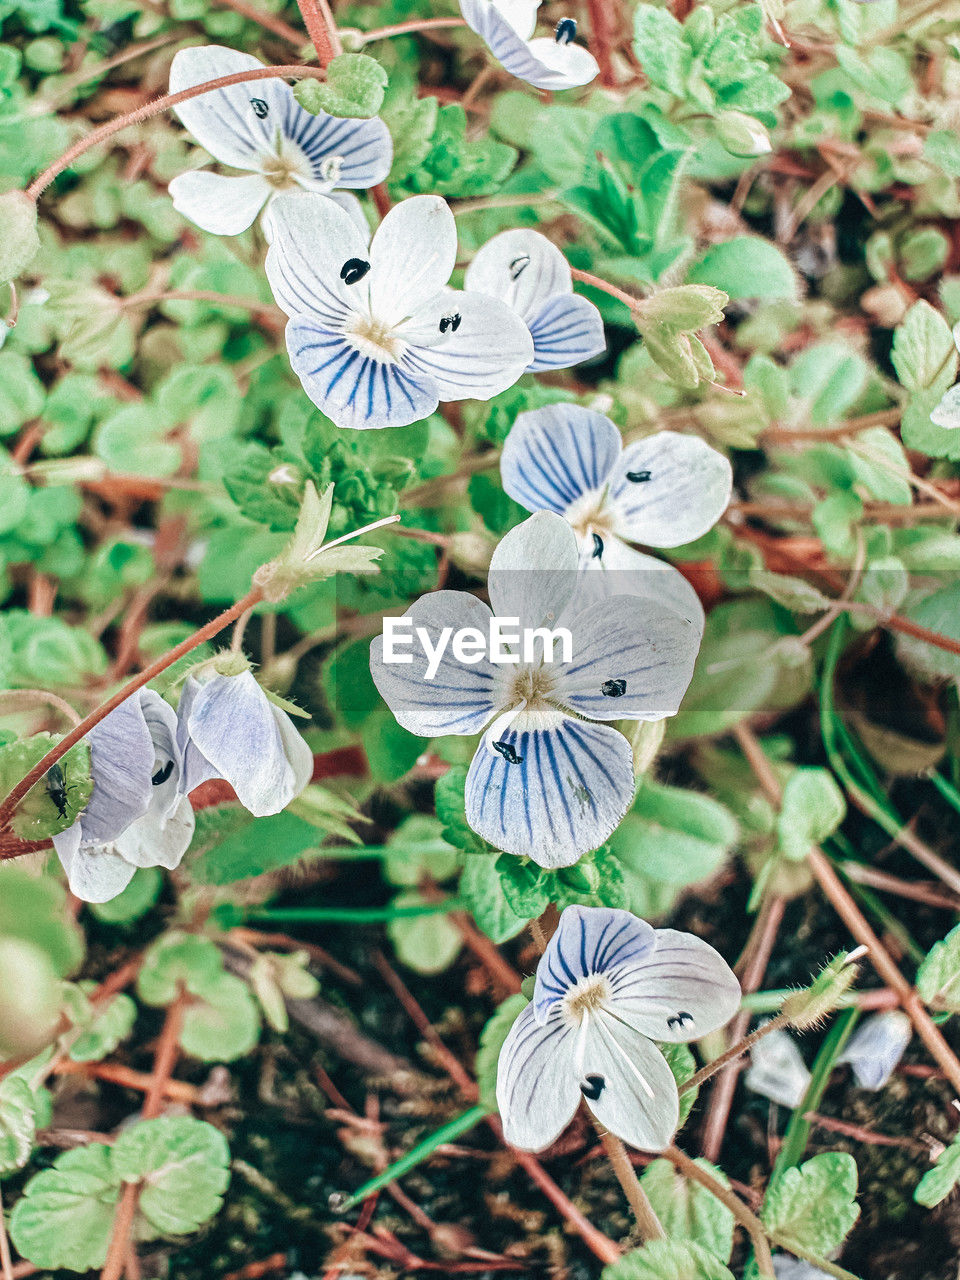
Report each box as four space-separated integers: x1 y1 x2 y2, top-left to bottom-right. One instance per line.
598 1128 665 1241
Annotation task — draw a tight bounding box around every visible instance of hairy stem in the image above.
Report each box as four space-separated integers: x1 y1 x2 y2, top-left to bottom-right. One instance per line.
598 1129 665 1241
295 0 341 64
360 16 468 42
679 1010 790 1095
664 1146 774 1278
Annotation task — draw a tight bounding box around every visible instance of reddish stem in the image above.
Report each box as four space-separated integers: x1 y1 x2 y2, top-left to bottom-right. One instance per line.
295 0 341 64
586 0 617 87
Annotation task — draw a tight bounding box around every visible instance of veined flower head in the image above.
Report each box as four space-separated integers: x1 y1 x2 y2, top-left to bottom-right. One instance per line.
464 229 605 373
265 192 534 429
496 905 741 1152
459 0 599 91
836 1010 911 1091
369 511 700 866
167 45 392 235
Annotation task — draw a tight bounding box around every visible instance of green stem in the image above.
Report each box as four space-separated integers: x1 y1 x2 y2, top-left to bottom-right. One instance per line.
330 1103 489 1213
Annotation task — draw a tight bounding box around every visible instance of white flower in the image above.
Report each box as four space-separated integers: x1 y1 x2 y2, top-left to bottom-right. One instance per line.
496 905 741 1152
459 0 599 91
744 1027 811 1109
836 1010 911 1090
500 404 733 630
52 690 193 903
369 512 700 867
464 229 605 373
177 670 313 817
168 45 392 236
265 192 534 429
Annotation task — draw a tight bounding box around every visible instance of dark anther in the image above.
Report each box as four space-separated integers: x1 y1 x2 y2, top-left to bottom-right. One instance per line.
601 679 627 698
666 1011 694 1031
152 760 175 787
250 98 269 118
340 258 371 285
493 740 523 765
580 1074 606 1100
591 532 604 559
555 17 577 43
439 312 462 334
626 469 651 483
509 254 531 281
44 764 69 820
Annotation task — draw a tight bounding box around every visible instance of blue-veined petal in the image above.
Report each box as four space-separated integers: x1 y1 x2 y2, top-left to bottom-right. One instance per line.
282 107 392 190
745 1027 811 1108
169 45 287 169
527 293 605 371
464 713 635 866
169 170 270 235
285 317 439 430
80 695 155 844
496 1001 580 1152
607 431 733 548
836 1010 911 1090
583 1012 680 1151
486 511 579 636
367 195 458 328
556 594 700 722
464 228 573 324
459 0 598 90
370 591 503 736
532 905 656 1022
52 825 137 904
572 539 706 637
265 191 368 322
500 405 621 517
607 928 741 1043
398 290 534 400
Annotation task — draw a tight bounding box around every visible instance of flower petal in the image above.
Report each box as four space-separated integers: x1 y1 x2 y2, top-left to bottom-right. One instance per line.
487 511 579 635
496 1002 580 1151
139 690 184 818
398 290 534 400
80 695 155 844
368 195 458 327
169 170 270 235
370 591 501 736
114 793 196 871
52 825 136 904
459 0 598 89
573 539 706 637
607 431 733 548
265 191 368 322
500 405 621 517
464 714 635 866
584 1015 680 1151
184 671 307 817
169 45 285 170
533 905 656 1022
607 928 741 1043
556 593 700 722
745 1028 811 1109
285 109 392 189
464 229 573 324
527 294 605 371
524 37 600 90
836 1010 911 1090
285 317 439 429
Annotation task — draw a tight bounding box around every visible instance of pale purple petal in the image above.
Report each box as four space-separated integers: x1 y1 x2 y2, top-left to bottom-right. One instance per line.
583 1014 680 1152
500 405 621 517
496 1002 580 1152
533 906 656 1022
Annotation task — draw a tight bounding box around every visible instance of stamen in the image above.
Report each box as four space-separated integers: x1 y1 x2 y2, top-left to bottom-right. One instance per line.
555 16 577 43
509 255 530 281
666 1011 694 1032
439 312 462 334
591 532 604 559
601 679 626 698
151 760 174 786
484 701 527 758
320 155 344 184
250 97 269 118
340 258 371 285
626 469 651 483
580 1073 606 1100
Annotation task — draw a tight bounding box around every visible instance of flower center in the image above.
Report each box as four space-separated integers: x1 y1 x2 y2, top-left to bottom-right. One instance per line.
346 315 400 361
509 664 558 711
565 490 614 547
562 975 612 1024
261 152 302 190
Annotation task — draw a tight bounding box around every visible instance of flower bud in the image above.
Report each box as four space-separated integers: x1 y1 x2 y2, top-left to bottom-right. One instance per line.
0 191 40 285
781 950 862 1031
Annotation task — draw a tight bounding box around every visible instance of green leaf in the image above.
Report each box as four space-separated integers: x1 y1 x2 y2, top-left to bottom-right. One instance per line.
916 921 960 1013
0 864 83 976
0 351 45 432
0 732 92 839
632 4 690 97
762 1152 860 1255
190 810 322 884
658 1040 698 1129
924 129 960 178
138 932 226 1006
602 1239 735 1280
89 866 163 924
69 991 137 1063
687 237 797 300
459 854 527 943
640 1158 735 1264
891 301 957 395
387 890 463 974
915 1133 960 1207
10 1144 120 1272
113 1115 230 1236
0 1075 36 1173
0 190 40 284
294 54 388 118
476 994 527 1112
777 767 846 860
180 971 261 1062
435 767 487 854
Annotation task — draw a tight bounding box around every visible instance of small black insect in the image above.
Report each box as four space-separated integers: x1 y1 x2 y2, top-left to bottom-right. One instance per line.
250 97 269 118
666 1011 694 1032
340 258 371 285
591 532 604 559
509 254 531 281
493 740 523 765
580 1073 606 1100
601 678 627 698
152 760 175 787
44 764 70 820
555 16 577 43
439 312 462 334
626 469 651 483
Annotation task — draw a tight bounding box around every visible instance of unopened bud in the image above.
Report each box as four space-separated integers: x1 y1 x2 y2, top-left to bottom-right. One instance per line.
0 191 40 285
781 950 862 1030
